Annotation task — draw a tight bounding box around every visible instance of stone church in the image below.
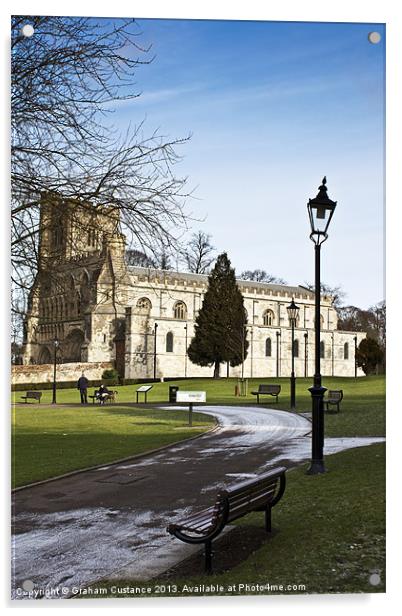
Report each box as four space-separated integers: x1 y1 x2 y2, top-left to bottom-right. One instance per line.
22 196 365 379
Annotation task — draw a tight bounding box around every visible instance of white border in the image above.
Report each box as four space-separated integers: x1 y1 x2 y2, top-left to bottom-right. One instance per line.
2 1 400 613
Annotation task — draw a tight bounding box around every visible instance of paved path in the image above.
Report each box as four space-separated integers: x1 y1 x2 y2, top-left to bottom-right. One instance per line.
12 405 384 598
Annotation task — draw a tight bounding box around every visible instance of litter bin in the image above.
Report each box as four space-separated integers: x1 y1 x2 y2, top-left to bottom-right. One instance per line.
169 386 179 403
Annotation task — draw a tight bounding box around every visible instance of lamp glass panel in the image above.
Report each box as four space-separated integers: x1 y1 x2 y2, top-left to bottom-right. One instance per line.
311 204 330 233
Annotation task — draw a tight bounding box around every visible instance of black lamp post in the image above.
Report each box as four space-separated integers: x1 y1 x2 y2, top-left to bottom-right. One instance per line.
287 298 299 409
306 177 337 475
153 323 158 380
184 324 188 378
51 337 59 404
354 335 358 378
276 330 281 377
304 332 308 377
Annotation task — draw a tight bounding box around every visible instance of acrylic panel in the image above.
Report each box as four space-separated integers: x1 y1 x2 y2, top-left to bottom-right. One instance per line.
11 15 385 601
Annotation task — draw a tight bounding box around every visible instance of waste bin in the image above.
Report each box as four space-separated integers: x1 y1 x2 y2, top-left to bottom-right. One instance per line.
169 385 179 403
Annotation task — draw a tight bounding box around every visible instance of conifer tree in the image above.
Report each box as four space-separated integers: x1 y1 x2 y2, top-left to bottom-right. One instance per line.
188 252 248 378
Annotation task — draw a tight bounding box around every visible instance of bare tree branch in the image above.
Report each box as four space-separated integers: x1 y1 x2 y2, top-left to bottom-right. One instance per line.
11 16 194 327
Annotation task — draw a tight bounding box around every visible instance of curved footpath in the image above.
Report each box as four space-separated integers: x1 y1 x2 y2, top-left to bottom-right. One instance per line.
12 405 384 598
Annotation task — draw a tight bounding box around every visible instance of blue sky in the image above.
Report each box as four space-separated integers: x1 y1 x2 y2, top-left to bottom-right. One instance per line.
110 18 385 309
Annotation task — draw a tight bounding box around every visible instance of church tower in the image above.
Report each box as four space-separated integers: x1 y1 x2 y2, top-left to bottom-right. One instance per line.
22 193 127 369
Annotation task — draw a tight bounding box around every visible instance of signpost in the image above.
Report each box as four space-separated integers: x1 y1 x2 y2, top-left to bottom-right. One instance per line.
136 385 153 403
176 391 206 426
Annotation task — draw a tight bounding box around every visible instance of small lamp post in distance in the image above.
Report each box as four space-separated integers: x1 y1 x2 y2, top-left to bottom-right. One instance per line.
153 323 158 380
52 337 59 405
286 298 300 410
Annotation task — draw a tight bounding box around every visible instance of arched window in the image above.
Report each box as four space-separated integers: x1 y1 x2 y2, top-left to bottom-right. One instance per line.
80 271 91 305
166 331 174 353
87 228 98 248
53 221 63 248
263 309 275 326
344 342 349 360
136 297 152 311
293 339 299 358
265 337 272 357
320 340 325 359
174 301 187 320
76 291 81 315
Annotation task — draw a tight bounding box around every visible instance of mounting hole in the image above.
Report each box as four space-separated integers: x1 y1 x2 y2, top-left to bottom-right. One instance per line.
368 32 381 44
22 579 35 591
21 24 35 38
369 572 381 586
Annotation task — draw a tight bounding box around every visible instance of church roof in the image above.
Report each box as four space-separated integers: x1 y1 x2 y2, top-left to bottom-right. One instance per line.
127 265 317 300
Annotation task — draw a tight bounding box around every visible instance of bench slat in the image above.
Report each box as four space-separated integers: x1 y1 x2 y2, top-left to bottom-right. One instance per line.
228 490 277 520
177 510 215 527
228 484 277 507
228 486 277 510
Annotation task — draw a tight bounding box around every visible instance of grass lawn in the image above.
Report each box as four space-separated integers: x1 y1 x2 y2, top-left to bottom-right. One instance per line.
91 443 385 597
13 374 385 427
12 406 214 488
12 376 385 595
12 375 384 486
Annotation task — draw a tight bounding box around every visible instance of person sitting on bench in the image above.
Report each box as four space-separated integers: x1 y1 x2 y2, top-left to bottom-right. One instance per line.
96 384 112 405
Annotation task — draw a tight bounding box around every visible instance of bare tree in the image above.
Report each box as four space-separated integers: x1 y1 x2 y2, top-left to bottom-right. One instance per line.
11 16 192 325
302 282 346 311
126 249 156 268
183 231 215 274
240 270 287 285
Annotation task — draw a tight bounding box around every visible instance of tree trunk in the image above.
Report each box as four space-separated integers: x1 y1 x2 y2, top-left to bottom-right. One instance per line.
213 361 220 379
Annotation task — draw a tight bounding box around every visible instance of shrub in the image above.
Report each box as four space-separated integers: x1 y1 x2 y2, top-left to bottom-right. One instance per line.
102 368 119 380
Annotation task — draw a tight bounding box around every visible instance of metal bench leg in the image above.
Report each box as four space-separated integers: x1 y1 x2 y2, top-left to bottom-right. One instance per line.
205 539 213 573
265 506 272 532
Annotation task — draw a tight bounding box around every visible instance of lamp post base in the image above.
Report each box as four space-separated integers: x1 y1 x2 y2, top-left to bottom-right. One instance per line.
290 374 296 409
307 383 327 476
306 459 327 475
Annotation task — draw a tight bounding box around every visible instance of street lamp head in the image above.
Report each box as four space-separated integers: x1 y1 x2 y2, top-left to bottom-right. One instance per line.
307 177 337 244
53 337 59 347
287 298 300 325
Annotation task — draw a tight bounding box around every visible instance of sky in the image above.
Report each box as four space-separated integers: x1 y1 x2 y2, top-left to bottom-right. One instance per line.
108 18 385 309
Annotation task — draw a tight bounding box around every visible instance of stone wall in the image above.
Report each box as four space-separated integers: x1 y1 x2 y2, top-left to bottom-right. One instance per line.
12 361 114 385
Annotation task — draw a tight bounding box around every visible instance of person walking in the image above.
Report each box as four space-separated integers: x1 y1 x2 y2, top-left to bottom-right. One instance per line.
77 372 89 404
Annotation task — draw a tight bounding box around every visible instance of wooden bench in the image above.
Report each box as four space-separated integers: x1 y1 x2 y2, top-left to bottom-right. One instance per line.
89 390 118 404
324 389 343 413
20 391 42 404
251 384 281 403
167 466 286 573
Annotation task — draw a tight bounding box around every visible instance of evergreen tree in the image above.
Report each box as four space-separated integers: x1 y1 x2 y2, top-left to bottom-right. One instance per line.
188 253 248 378
356 338 384 375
